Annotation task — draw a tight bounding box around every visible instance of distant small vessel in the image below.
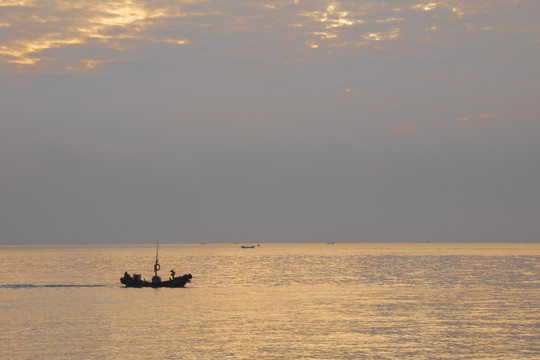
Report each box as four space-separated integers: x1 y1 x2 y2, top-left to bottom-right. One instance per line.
326 242 335 245
241 245 256 249
121 243 192 288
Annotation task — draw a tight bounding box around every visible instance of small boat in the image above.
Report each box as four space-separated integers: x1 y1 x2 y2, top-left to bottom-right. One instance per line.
121 243 192 288
241 245 255 249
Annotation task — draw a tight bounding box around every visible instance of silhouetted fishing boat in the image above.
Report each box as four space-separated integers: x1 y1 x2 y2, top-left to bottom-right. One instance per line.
120 243 192 288
241 245 255 249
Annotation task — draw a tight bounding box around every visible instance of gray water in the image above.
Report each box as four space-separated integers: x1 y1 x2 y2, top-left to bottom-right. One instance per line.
0 243 538 359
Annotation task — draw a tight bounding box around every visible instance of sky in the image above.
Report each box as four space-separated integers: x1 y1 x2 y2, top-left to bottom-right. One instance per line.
1 0 539 244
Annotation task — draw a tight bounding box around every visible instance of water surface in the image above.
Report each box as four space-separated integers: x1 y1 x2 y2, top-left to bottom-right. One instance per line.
1 243 538 359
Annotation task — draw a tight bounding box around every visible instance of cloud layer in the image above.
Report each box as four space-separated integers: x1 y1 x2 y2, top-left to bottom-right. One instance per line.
1 0 536 73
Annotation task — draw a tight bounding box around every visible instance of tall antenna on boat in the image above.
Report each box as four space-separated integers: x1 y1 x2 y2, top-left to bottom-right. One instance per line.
153 242 160 277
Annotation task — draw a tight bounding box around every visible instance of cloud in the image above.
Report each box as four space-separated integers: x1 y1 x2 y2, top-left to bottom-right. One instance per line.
392 125 413 131
362 28 401 42
0 0 185 72
456 113 509 121
64 58 127 72
0 0 529 74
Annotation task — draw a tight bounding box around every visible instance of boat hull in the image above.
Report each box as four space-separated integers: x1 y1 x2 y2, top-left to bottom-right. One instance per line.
120 274 192 288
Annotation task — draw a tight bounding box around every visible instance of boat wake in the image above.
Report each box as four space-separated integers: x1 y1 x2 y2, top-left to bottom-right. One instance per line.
0 284 107 289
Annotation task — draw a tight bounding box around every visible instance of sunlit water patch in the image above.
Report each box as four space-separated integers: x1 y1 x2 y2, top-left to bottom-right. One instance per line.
0 243 538 359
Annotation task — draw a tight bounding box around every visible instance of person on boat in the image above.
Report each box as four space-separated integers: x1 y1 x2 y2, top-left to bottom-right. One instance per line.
123 271 132 280
170 269 176 279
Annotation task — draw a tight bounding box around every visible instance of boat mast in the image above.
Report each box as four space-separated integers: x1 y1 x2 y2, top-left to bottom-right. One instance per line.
154 242 160 277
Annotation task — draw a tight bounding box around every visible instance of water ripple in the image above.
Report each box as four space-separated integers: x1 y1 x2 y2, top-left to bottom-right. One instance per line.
0 284 107 289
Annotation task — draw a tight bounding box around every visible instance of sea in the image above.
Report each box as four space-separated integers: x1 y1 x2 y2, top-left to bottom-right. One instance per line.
0 243 538 359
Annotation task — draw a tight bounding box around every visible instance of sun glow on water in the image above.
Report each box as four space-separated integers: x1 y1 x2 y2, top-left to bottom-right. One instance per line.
0 243 538 359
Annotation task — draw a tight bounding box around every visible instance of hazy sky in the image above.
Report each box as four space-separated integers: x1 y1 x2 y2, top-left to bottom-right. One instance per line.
1 0 539 244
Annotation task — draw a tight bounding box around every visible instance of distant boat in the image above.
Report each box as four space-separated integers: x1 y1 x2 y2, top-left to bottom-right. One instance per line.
241 245 256 249
326 242 335 245
120 243 192 288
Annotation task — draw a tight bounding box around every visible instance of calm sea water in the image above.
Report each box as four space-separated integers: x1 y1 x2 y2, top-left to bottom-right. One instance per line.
0 243 538 359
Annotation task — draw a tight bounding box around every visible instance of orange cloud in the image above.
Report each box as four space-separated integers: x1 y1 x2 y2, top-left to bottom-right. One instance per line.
65 58 126 72
392 125 413 131
456 113 507 121
0 0 528 75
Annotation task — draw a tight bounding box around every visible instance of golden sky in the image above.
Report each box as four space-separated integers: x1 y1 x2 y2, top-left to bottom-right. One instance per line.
2 1 536 73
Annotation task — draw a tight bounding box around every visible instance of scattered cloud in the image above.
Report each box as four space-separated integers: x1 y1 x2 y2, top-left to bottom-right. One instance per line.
363 29 401 42
376 18 405 24
64 58 126 72
456 113 509 121
0 0 184 72
411 2 438 12
0 0 531 74
392 125 413 131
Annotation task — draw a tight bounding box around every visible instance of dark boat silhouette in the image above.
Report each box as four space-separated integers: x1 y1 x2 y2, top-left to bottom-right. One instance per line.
120 243 192 288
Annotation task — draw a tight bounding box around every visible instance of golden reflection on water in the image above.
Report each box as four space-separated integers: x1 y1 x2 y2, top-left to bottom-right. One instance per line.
0 243 538 359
